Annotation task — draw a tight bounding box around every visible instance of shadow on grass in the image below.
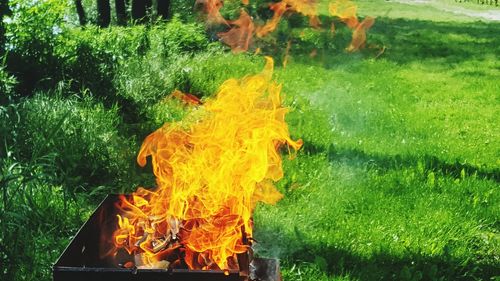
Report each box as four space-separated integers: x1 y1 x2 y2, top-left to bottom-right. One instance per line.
255 225 500 280
285 16 500 68
367 17 500 64
300 141 499 182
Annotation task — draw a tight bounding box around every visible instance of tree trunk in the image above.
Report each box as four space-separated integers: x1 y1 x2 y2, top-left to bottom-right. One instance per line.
0 0 10 56
132 0 145 21
157 0 170 20
115 0 128 25
132 0 152 23
75 0 87 26
97 0 111 27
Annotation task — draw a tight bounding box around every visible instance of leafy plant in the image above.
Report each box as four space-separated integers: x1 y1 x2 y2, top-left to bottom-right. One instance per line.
5 0 68 94
17 91 135 190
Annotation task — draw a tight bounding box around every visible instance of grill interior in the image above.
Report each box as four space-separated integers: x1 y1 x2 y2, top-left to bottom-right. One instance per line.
53 194 281 281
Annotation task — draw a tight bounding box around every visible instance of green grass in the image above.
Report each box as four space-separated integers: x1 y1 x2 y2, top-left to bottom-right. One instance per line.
248 2 500 280
351 0 500 22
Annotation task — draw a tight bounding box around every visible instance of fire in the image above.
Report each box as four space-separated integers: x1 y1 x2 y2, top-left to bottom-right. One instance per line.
329 0 376 52
196 0 374 53
170 90 202 106
284 0 321 28
346 16 375 52
329 0 359 28
256 1 288 38
195 0 228 25
113 57 302 271
218 10 255 53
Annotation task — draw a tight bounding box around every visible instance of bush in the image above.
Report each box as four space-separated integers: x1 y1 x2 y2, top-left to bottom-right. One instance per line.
149 16 209 57
171 0 197 21
0 63 17 104
17 91 135 190
56 25 150 100
145 97 190 129
5 0 68 94
113 18 209 117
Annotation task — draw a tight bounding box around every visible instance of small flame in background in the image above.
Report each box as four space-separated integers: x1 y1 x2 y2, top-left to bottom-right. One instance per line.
112 0 375 272
206 0 375 53
113 57 302 271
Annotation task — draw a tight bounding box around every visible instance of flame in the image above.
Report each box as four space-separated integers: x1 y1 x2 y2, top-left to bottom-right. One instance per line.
346 16 375 52
256 0 320 38
196 0 228 25
283 40 292 68
256 1 288 38
329 0 359 28
329 0 375 52
199 0 373 54
218 10 255 53
170 90 202 106
284 0 321 28
113 57 302 271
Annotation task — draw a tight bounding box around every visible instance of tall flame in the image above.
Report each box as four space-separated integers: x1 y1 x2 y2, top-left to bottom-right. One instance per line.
113 57 302 271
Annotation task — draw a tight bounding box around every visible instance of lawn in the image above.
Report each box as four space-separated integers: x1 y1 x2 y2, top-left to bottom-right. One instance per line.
253 2 500 280
0 0 498 280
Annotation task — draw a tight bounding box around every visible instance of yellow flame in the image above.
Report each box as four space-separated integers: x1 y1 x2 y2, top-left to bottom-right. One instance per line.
113 57 302 271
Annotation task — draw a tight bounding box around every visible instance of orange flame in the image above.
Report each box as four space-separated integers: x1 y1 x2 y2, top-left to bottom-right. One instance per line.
283 40 292 68
256 1 288 38
113 57 302 271
329 0 375 52
346 16 375 52
257 0 321 37
329 0 359 28
170 90 202 106
218 10 255 53
200 0 373 54
285 0 321 28
196 0 228 25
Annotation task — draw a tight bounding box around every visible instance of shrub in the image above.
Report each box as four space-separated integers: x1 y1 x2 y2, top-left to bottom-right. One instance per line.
55 25 150 100
5 0 68 94
171 0 197 21
145 97 190 129
113 18 209 115
0 63 17 104
114 52 190 117
17 91 135 190
289 27 340 54
149 16 209 57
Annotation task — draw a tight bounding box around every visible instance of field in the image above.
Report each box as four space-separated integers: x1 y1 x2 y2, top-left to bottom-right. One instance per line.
0 0 498 280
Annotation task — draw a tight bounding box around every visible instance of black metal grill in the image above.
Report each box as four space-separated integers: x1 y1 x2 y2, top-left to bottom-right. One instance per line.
53 195 281 281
